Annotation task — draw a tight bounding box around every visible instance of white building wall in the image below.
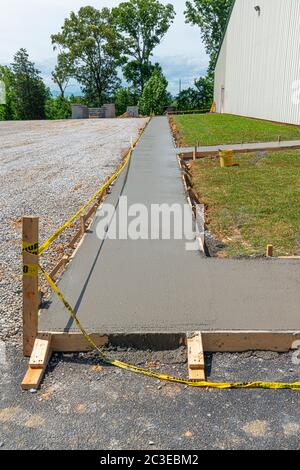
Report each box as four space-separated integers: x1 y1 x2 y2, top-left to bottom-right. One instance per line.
214 0 300 124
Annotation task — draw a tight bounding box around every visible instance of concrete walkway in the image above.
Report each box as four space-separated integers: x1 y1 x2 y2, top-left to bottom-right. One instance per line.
177 140 300 155
40 117 300 334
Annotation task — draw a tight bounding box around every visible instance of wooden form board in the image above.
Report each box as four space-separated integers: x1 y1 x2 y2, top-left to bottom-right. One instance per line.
178 144 300 161
21 330 300 390
37 331 300 353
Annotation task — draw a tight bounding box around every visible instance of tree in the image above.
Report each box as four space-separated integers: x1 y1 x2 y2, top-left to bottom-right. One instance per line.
176 88 200 111
139 69 169 115
11 49 49 120
51 6 125 107
176 75 214 110
185 0 233 70
0 65 17 120
194 74 214 107
45 96 72 120
52 53 72 98
114 87 139 116
113 0 175 93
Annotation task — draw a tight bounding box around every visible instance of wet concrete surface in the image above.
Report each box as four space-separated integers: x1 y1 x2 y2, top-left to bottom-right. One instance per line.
39 117 300 334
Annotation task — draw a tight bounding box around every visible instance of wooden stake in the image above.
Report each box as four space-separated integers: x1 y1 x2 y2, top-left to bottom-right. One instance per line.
80 214 86 237
22 217 39 357
193 146 197 161
266 245 273 257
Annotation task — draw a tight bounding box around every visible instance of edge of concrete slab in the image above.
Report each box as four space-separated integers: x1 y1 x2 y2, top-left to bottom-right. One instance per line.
37 331 300 353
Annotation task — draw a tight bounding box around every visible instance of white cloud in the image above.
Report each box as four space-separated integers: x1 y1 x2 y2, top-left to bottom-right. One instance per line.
0 0 208 95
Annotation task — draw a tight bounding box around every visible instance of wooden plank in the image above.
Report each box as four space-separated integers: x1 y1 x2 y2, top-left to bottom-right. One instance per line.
187 332 205 380
49 255 69 280
85 199 99 222
21 350 52 390
22 367 47 390
189 187 201 205
68 229 81 249
201 331 300 352
80 214 86 237
48 332 109 352
22 217 39 357
183 171 193 189
36 331 300 353
29 336 51 369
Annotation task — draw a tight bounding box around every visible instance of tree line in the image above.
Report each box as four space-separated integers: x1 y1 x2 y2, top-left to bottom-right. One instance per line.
0 0 233 121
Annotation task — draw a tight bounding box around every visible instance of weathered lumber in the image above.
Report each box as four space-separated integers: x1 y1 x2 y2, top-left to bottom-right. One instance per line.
22 217 39 357
187 332 205 380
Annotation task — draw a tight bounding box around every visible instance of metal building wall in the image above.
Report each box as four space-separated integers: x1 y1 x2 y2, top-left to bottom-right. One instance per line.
214 0 300 124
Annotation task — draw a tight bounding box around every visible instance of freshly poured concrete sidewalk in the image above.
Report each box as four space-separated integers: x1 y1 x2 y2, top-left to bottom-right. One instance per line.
40 117 300 334
177 140 300 155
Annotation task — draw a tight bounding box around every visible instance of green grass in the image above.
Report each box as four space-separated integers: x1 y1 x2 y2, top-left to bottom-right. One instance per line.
174 114 300 147
191 150 300 257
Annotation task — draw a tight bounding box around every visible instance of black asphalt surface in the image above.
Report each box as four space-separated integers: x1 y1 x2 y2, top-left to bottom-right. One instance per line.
1 342 300 450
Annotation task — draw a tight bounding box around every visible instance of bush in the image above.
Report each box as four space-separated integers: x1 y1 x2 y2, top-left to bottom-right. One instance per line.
45 96 72 120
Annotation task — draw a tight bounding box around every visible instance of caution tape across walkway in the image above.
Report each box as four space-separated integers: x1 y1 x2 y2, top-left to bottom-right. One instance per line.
22 133 139 257
38 265 300 391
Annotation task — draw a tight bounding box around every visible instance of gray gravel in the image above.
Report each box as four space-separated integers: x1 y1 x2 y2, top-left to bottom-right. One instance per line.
0 118 148 342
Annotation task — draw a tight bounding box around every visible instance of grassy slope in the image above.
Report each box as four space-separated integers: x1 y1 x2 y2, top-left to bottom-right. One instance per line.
175 114 300 147
192 151 300 257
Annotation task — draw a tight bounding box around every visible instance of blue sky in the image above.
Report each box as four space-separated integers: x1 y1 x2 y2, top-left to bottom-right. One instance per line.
0 0 208 95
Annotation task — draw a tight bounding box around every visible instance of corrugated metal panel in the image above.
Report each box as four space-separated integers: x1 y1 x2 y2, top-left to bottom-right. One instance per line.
214 0 300 124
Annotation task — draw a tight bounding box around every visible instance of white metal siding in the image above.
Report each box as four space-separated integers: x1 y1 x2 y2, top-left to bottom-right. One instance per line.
214 0 300 124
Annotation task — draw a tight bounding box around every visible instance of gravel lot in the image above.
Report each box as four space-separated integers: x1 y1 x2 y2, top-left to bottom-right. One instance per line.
0 118 148 342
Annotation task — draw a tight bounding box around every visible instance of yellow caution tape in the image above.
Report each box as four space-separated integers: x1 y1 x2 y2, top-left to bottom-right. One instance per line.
37 150 132 255
22 128 144 257
23 264 38 276
39 264 300 391
22 242 39 256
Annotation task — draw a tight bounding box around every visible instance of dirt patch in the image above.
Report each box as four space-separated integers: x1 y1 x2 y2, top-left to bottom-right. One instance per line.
243 420 269 438
168 115 182 147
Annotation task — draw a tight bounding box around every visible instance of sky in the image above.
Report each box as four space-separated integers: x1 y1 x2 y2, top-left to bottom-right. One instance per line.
0 0 209 95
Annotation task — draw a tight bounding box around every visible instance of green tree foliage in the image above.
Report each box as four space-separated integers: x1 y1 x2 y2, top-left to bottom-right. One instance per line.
45 96 72 120
114 87 139 116
139 69 169 115
113 0 175 93
11 49 49 120
177 75 214 110
185 0 234 69
0 66 17 120
51 6 124 107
